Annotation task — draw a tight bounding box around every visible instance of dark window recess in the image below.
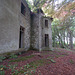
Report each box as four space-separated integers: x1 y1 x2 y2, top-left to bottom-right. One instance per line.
45 20 48 27
45 34 49 47
21 3 26 16
19 26 24 48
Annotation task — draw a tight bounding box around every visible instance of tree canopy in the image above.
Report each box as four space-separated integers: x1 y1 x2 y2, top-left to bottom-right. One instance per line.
26 0 75 49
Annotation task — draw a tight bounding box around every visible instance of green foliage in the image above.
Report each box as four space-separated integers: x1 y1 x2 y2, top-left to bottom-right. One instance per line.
26 0 55 17
9 55 35 62
9 54 18 59
50 59 56 63
6 52 11 56
26 0 33 10
69 59 74 64
51 18 61 47
52 18 60 26
23 64 36 75
26 63 30 68
12 64 36 75
24 69 36 75
0 60 2 63
52 15 75 48
8 64 20 75
0 56 6 60
18 52 22 55
56 55 64 58
47 57 53 59
0 65 7 70
9 64 18 69
0 71 5 75
0 65 7 75
9 64 18 73
0 56 6 62
32 0 47 11
12 70 19 75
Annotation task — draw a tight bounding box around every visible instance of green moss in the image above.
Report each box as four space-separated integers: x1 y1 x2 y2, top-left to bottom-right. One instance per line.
29 59 51 68
9 55 35 62
6 52 12 56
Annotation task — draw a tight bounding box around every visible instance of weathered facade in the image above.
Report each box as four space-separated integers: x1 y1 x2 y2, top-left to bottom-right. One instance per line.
31 10 53 51
0 0 52 53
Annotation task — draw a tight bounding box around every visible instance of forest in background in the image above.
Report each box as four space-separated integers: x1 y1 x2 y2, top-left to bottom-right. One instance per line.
26 0 75 49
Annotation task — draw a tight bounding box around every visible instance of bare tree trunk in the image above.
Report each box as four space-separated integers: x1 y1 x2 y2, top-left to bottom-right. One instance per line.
69 30 73 49
66 31 69 47
63 31 65 45
58 33 63 48
58 35 61 47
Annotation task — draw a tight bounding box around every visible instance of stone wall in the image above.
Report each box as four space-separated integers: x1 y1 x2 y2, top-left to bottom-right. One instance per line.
0 0 31 53
42 17 52 50
31 12 52 51
19 0 31 50
0 0 52 53
30 13 39 49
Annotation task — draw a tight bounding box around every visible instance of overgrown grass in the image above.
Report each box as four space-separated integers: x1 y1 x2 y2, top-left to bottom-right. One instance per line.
9 55 35 62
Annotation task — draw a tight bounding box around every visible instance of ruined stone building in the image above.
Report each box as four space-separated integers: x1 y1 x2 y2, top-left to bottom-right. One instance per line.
0 0 52 53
